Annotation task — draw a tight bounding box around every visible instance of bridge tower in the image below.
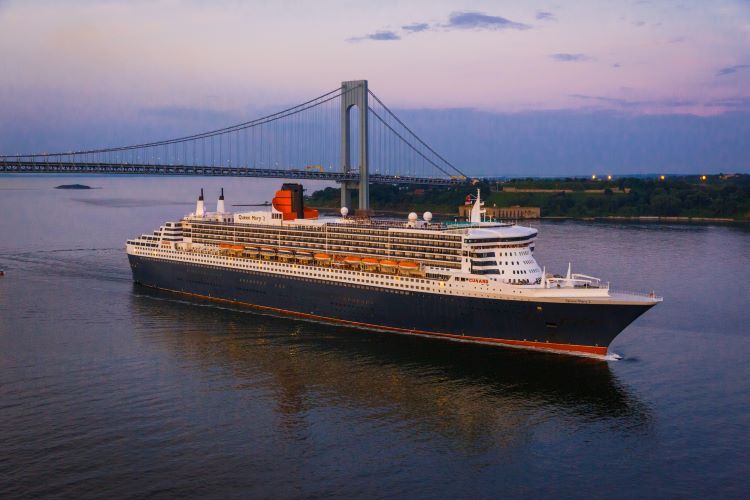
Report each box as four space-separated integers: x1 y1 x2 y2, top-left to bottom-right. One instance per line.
340 80 369 211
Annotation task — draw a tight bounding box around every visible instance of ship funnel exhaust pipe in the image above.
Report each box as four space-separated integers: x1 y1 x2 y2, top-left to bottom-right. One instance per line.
217 188 225 213
196 188 205 217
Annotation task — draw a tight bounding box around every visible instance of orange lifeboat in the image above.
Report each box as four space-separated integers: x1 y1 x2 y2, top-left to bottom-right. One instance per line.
277 248 294 261
219 243 244 255
344 255 362 267
314 253 332 263
332 255 347 267
379 260 398 273
398 261 419 274
361 257 380 269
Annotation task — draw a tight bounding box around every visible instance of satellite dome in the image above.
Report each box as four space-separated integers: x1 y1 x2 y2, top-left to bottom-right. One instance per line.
340 207 349 217
423 211 433 222
408 212 418 222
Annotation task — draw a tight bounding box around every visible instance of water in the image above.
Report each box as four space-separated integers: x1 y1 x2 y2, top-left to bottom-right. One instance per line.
1 176 749 498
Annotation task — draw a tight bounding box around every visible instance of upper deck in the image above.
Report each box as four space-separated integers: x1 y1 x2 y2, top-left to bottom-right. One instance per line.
126 184 662 304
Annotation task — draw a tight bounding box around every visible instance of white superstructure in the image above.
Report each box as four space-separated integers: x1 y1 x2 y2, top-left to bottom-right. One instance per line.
126 187 661 306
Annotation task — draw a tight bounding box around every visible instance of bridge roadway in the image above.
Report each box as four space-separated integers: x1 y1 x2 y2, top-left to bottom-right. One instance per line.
0 161 465 186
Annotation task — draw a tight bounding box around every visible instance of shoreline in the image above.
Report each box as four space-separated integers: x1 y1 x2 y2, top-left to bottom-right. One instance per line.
542 215 744 224
309 206 747 224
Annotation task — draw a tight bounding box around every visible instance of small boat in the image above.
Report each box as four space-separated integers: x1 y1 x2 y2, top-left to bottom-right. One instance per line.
259 247 275 259
344 255 362 267
296 251 313 263
243 246 259 256
398 261 419 274
379 260 398 271
361 257 380 269
314 253 332 264
331 255 347 267
277 249 294 261
219 243 244 251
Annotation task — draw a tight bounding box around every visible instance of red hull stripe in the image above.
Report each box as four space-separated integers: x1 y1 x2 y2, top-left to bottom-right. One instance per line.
144 285 608 356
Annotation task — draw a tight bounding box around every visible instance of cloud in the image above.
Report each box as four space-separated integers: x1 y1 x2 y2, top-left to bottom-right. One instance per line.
570 94 640 107
445 11 530 30
550 53 591 62
569 94 698 109
571 93 750 112
402 22 430 33
536 11 555 21
347 11 529 43
347 30 401 42
716 64 750 76
705 96 750 109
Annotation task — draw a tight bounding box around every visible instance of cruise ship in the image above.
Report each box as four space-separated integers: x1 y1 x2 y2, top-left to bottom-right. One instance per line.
126 183 661 357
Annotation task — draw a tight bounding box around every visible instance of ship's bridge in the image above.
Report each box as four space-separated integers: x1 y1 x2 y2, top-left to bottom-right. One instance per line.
460 224 542 283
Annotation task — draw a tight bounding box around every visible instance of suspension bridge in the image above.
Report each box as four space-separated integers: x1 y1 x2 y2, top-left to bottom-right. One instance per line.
0 80 469 210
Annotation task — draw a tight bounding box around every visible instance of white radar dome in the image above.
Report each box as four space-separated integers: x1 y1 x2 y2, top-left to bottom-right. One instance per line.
423 211 433 222
408 212 418 222
340 207 349 217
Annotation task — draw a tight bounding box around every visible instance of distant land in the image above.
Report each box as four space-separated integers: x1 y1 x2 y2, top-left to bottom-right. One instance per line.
55 184 92 190
307 174 750 221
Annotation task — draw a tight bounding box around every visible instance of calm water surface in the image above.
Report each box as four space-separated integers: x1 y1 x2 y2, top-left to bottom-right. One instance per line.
1 176 749 498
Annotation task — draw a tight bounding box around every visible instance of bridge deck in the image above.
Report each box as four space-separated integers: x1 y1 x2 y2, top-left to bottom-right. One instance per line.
0 161 463 186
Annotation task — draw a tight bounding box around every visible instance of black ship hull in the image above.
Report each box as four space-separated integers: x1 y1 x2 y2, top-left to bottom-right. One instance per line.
128 255 655 356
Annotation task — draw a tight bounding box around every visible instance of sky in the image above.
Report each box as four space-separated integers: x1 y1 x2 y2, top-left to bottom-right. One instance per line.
1 0 749 176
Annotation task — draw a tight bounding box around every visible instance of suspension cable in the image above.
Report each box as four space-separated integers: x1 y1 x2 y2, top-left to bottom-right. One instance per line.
2 86 357 158
368 107 454 178
367 89 466 178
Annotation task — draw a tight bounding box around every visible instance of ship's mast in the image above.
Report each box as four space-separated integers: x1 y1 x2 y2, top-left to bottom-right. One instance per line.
470 188 486 223
217 188 225 213
195 189 205 217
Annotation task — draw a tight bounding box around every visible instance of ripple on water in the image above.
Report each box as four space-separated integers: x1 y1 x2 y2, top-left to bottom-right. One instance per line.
1 182 749 497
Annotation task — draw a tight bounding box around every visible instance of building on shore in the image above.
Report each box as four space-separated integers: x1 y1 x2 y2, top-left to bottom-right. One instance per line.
458 205 540 220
